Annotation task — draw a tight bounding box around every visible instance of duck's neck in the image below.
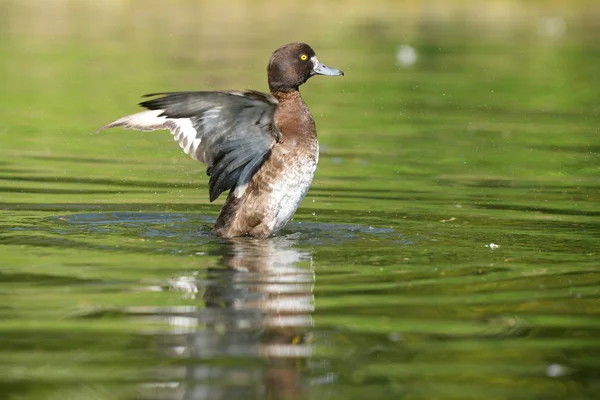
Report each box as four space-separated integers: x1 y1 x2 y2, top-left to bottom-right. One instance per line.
271 89 316 140
271 89 302 103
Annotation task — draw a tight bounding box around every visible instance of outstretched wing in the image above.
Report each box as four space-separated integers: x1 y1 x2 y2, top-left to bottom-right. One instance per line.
98 90 281 201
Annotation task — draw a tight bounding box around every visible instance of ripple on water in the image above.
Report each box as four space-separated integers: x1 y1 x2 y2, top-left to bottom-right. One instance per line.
46 212 412 246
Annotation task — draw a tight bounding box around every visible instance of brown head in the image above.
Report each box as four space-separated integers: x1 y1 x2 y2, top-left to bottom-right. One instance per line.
267 43 344 93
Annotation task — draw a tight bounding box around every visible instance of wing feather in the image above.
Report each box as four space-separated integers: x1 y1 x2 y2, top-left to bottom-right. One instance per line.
98 90 280 201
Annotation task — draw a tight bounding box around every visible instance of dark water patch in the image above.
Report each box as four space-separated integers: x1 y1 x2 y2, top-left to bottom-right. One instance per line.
309 190 438 202
0 271 103 286
436 178 600 191
26 155 131 164
0 330 156 352
0 168 44 174
0 175 203 190
0 186 150 195
0 202 221 213
473 203 600 218
0 233 161 255
533 145 600 154
311 186 430 195
56 212 199 226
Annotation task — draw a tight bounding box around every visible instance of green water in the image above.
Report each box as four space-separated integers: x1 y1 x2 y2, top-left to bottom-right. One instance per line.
1 1 599 399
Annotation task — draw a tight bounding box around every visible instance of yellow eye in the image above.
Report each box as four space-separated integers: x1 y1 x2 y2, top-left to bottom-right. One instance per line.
300 54 308 61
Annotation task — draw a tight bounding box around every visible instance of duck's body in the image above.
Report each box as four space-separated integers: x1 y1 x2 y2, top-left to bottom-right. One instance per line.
214 90 319 238
98 43 342 238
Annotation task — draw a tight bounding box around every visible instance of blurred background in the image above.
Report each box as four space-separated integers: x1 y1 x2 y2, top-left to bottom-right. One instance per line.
1 1 599 400
2 0 598 187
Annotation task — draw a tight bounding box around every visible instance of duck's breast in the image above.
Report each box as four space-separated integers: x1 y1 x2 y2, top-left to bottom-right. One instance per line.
266 139 319 234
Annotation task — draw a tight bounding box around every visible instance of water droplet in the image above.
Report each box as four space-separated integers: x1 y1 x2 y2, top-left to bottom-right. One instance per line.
396 45 418 67
546 363 567 377
387 332 401 342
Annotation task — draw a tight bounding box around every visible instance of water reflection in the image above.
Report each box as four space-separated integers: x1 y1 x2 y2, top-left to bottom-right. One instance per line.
147 236 314 400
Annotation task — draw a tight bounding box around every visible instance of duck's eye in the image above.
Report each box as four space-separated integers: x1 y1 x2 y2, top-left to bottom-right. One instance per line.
300 54 308 61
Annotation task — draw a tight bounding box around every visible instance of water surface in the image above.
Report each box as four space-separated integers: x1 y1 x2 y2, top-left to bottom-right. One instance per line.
1 1 599 399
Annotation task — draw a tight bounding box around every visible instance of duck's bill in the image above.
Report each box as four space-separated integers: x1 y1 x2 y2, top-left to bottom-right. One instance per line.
311 57 344 76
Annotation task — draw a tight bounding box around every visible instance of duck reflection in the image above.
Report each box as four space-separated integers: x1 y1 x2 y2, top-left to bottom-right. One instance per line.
152 235 314 400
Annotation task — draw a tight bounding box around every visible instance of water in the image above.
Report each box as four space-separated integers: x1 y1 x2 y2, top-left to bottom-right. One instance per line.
1 1 599 399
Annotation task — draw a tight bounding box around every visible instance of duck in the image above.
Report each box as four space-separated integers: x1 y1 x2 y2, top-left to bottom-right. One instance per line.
98 42 343 238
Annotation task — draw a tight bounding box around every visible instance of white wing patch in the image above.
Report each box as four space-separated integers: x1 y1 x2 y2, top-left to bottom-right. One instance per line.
233 182 249 198
97 110 203 162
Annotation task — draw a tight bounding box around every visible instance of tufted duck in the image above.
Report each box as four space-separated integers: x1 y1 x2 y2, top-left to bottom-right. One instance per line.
98 43 343 238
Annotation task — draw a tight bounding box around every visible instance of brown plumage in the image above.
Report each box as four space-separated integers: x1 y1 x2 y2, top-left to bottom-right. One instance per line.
98 43 343 238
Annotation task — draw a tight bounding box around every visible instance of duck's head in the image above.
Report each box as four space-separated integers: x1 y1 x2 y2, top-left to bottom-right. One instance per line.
267 42 344 93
